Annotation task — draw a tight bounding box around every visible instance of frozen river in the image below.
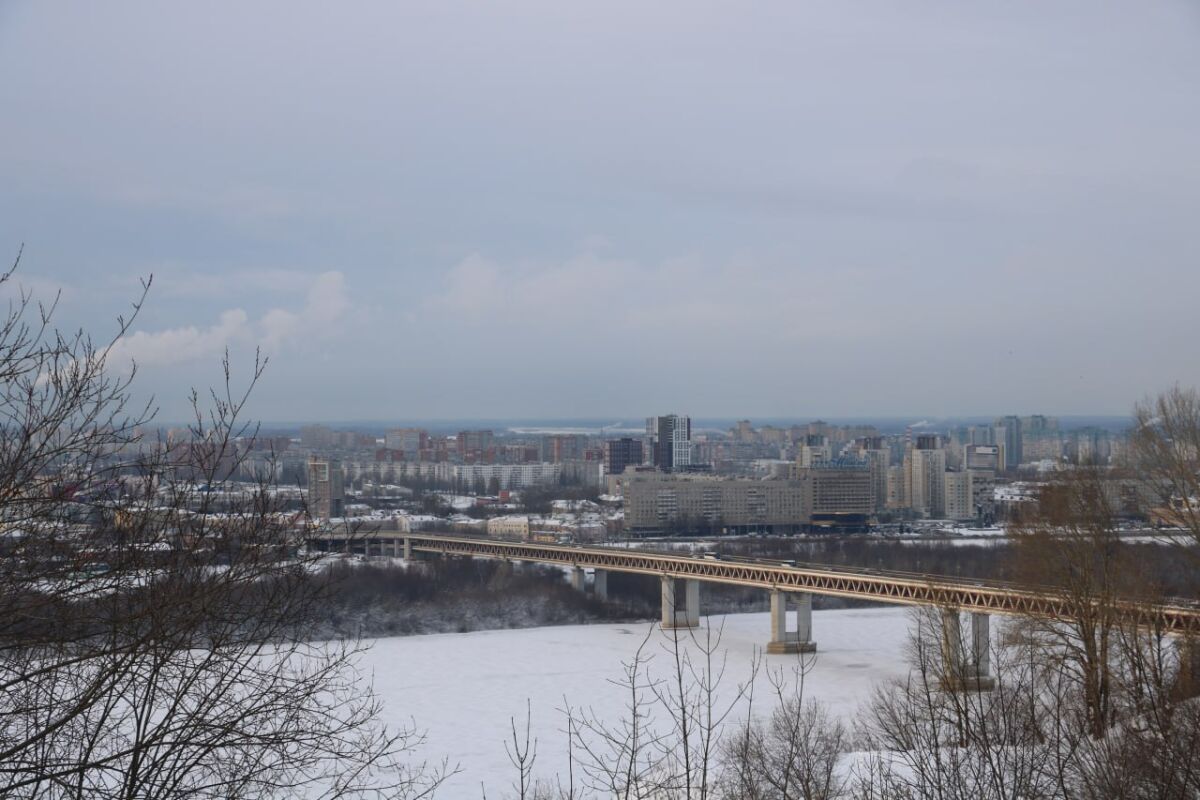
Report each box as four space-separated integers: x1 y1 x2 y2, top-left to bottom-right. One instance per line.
363 606 917 795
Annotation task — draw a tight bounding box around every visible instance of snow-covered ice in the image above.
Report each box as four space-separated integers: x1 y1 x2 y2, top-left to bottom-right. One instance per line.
364 606 916 795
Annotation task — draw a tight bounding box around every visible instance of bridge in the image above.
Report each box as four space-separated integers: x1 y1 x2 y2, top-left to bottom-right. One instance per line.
315 530 1200 690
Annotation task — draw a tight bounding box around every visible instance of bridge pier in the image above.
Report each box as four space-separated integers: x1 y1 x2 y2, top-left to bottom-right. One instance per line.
767 591 816 654
402 536 412 561
661 577 700 629
570 567 586 592
940 610 994 691
1173 636 1200 699
593 568 608 601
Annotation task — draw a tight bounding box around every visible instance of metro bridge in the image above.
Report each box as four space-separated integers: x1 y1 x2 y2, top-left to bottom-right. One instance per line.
314 530 1200 690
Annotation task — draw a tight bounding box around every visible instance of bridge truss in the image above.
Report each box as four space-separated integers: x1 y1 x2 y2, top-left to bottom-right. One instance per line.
405 534 1200 635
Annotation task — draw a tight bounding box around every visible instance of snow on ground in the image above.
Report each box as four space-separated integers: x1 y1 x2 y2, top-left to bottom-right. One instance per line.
364 606 917 795
897 536 1006 548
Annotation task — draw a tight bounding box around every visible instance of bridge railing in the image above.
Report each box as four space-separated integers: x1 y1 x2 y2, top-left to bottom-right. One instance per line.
408 531 1200 610
400 532 1200 634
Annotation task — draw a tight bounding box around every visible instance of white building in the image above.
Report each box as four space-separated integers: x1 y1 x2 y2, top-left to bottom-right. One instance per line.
909 448 946 517
944 470 997 521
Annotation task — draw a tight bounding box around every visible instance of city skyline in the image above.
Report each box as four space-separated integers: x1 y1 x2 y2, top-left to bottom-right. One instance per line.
191 413 1136 434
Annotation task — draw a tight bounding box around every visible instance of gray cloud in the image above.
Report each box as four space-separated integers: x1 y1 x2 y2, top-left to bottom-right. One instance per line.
103 271 349 371
0 0 1197 420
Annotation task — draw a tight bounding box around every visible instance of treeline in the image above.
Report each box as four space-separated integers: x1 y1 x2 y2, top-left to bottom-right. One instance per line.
306 558 654 639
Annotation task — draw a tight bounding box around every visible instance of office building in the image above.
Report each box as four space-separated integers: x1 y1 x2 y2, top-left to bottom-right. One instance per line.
964 444 1001 471
802 462 873 528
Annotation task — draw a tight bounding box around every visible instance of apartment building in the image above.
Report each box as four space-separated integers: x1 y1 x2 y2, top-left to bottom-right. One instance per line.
624 473 811 534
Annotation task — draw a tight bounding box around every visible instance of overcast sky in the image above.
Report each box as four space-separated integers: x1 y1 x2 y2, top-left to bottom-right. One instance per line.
1 2 1198 422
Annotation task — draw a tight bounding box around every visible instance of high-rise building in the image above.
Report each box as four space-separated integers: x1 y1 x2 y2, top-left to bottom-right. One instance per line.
333 430 361 450
1022 415 1058 435
1070 427 1110 465
307 456 345 521
732 420 755 442
944 471 970 521
647 414 692 471
542 434 588 463
970 470 996 522
456 430 494 463
914 434 941 451
945 469 996 522
300 424 334 450
797 434 831 468
859 439 890 512
886 464 906 509
967 425 995 446
385 428 428 459
993 416 1022 469
910 437 946 517
1020 416 1062 463
605 438 644 477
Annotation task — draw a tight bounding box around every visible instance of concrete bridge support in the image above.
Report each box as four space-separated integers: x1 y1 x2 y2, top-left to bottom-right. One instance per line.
768 591 816 654
593 569 608 601
1173 636 1200 699
940 609 995 691
661 577 700 629
402 536 412 561
570 567 586 592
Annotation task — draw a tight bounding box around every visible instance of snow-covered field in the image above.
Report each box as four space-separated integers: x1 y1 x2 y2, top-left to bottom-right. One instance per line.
365 607 917 795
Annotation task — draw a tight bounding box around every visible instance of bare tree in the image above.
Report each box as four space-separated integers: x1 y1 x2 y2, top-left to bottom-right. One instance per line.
565 626 672 799
1130 385 1200 556
648 618 753 799
1009 464 1132 739
0 254 446 798
855 607 1052 800
718 651 845 800
556 616 757 800
502 700 541 800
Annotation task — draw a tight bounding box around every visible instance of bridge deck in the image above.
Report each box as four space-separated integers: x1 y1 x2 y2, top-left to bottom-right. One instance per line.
403 533 1200 635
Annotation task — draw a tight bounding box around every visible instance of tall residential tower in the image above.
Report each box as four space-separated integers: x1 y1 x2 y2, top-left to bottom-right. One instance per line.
647 414 692 472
